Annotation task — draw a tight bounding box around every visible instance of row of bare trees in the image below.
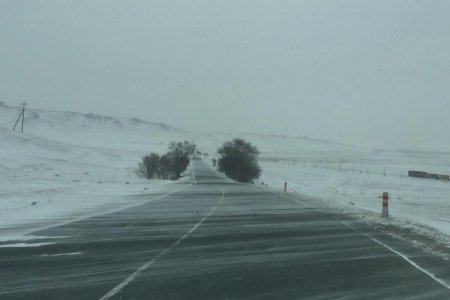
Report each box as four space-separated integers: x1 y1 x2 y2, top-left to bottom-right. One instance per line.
138 138 261 183
138 141 196 180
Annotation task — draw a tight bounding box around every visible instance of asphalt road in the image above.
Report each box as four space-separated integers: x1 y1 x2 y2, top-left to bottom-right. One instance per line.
1 159 450 299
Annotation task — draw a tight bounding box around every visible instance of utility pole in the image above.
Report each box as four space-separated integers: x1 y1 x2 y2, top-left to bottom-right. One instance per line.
13 102 27 133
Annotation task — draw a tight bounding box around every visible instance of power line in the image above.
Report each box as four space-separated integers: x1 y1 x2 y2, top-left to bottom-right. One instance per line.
13 102 28 133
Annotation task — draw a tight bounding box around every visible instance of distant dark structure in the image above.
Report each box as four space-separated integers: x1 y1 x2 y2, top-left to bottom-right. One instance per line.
408 171 428 178
440 174 450 180
408 170 449 181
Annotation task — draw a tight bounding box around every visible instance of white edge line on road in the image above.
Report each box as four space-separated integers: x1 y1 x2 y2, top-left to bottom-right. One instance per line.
338 219 450 292
98 188 226 300
276 191 450 292
38 251 82 257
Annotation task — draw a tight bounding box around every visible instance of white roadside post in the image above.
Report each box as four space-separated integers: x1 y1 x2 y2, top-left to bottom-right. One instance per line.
382 192 389 218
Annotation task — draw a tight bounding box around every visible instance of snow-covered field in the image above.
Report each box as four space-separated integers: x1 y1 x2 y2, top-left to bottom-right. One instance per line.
259 150 450 244
2 102 450 246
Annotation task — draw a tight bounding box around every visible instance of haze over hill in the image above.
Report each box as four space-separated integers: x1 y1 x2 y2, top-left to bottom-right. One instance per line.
3 1 450 151
0 102 354 155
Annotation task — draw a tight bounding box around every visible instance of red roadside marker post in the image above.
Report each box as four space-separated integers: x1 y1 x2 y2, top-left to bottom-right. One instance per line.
382 192 389 218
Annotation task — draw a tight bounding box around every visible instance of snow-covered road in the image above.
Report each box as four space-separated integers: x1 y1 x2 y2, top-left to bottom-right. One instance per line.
1 160 450 299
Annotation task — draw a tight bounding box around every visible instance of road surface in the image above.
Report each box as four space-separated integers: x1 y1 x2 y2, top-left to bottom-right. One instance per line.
1 159 450 299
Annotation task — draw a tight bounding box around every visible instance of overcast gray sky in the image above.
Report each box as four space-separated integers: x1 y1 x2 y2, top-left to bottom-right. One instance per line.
1 1 450 149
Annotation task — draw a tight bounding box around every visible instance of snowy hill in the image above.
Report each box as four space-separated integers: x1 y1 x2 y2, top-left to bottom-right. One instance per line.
0 102 185 151
0 102 183 133
0 102 355 156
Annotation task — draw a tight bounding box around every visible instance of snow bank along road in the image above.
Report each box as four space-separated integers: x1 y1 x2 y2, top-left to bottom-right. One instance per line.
1 160 450 299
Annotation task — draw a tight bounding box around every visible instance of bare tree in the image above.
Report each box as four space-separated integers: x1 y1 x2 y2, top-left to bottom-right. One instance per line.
217 138 261 183
138 153 160 179
167 141 196 179
157 154 173 179
138 141 196 180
